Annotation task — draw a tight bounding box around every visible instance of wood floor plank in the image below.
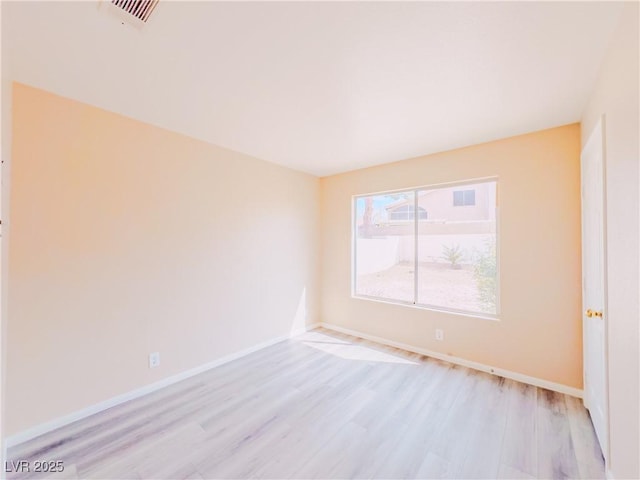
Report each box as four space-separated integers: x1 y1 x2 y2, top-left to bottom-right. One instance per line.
498 464 536 479
415 451 455 479
457 375 510 479
565 395 606 479
79 422 206 479
537 389 582 479
500 380 538 477
426 366 482 470
7 328 604 480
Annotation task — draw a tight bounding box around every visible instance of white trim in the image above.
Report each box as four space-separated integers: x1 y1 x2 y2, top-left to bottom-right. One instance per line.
319 322 583 399
5 323 320 449
352 294 500 322
606 468 615 480
290 322 320 338
352 175 500 200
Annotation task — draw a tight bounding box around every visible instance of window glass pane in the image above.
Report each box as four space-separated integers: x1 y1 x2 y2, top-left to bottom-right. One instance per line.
416 181 497 314
464 189 476 205
355 192 415 303
453 190 464 206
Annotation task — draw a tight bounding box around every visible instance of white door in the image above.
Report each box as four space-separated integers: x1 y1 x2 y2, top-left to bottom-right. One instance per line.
581 116 608 460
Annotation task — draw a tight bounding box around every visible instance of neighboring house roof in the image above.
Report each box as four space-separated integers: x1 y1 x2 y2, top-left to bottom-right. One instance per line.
384 190 434 210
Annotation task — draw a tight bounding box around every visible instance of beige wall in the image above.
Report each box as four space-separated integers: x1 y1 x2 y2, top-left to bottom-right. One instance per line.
6 83 320 436
321 124 583 388
581 3 639 478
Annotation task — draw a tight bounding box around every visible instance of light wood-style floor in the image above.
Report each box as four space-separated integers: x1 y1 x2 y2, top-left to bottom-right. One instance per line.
7 328 604 480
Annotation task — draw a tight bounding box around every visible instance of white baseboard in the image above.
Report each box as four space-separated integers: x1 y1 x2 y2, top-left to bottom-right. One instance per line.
290 322 320 337
5 323 320 449
319 322 583 399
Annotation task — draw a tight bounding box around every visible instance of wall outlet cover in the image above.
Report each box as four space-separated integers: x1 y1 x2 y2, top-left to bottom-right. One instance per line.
149 352 160 368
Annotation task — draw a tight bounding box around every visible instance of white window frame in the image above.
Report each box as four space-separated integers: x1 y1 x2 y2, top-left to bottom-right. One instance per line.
352 177 500 320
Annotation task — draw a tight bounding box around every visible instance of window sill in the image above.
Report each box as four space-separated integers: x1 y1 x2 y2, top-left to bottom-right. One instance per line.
352 294 500 322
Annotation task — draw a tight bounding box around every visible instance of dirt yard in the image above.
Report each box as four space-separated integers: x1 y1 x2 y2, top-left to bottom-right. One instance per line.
356 261 490 314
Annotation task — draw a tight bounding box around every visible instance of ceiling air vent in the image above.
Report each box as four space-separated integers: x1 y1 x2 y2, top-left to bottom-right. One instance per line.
110 0 159 24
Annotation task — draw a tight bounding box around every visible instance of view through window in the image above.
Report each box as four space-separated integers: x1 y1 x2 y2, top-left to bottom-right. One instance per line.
354 180 498 316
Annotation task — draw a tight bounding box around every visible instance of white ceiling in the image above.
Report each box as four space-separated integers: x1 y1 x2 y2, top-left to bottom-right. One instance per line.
2 1 624 176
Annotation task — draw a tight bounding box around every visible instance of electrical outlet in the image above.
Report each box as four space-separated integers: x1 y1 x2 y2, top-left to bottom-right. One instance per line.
149 352 160 368
435 329 444 341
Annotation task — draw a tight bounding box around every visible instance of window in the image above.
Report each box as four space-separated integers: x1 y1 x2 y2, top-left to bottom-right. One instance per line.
453 189 475 206
354 179 498 317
